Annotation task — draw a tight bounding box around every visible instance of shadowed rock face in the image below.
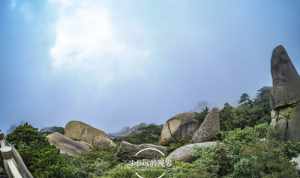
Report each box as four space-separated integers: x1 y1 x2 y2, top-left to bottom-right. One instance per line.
47 132 91 156
271 45 300 141
271 45 300 109
159 112 200 146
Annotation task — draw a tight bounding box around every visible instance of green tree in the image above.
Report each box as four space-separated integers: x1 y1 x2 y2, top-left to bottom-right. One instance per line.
220 87 272 131
6 123 76 178
220 103 235 131
239 93 251 104
114 124 162 144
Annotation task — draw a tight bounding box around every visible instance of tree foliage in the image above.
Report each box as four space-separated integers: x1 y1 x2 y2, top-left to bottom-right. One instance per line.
114 124 162 144
220 87 272 131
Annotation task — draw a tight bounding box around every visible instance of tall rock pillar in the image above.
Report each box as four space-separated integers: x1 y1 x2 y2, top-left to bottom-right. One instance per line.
271 45 300 140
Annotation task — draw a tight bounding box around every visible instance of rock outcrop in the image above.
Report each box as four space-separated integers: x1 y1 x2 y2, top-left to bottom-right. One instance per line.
271 45 300 108
116 141 167 160
192 108 220 143
47 132 91 156
64 121 116 149
159 112 200 145
167 142 217 162
270 45 300 141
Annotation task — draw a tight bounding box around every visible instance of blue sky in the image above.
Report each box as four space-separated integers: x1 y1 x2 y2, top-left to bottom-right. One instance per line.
0 0 300 133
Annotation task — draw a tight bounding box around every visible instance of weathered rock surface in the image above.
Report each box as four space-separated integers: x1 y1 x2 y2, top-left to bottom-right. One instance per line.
116 141 167 160
270 45 300 141
160 112 200 145
47 132 91 156
167 142 217 162
271 45 300 109
64 121 116 149
192 108 220 143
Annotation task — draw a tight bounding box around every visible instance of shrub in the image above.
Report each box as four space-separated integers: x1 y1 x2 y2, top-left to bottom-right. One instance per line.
191 125 300 178
67 148 119 177
233 141 298 178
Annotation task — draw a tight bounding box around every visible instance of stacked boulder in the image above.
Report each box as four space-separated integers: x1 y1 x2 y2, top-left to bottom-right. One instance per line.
47 132 91 156
160 109 220 146
270 45 300 141
160 109 220 162
160 112 200 146
47 121 116 156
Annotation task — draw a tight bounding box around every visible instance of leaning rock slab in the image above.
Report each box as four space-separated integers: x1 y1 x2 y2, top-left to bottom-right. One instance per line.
65 121 116 149
47 132 91 156
116 141 167 161
270 45 300 141
167 142 217 162
192 108 220 143
160 112 200 146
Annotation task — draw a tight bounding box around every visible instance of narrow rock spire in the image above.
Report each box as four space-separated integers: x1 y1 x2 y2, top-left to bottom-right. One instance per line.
271 45 300 109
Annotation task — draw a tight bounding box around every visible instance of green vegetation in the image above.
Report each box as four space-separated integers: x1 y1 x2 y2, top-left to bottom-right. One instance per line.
194 106 209 123
5 123 120 178
192 124 300 178
114 124 162 144
2 87 300 178
220 87 272 131
102 124 300 178
6 123 75 178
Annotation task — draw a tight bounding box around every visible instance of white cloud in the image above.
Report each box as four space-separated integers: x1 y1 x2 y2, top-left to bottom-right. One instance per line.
49 0 150 83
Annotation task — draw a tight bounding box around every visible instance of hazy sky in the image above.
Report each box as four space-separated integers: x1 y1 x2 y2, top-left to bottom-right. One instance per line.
0 0 300 133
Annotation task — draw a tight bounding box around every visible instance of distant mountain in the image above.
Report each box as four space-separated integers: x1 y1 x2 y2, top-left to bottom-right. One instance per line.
40 126 64 135
109 123 148 138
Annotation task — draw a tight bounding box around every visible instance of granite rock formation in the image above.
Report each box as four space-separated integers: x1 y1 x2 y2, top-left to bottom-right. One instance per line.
47 132 91 156
159 112 200 145
64 121 116 149
167 142 217 162
271 45 300 140
192 108 220 143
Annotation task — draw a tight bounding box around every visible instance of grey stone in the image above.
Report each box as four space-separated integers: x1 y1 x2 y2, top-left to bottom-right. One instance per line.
47 132 91 156
167 142 217 162
116 141 167 160
270 45 300 141
271 45 300 109
192 108 220 143
160 112 200 145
